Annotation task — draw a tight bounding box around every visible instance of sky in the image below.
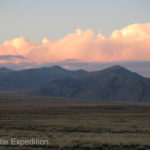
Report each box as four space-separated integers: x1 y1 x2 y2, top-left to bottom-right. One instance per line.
0 0 150 76
0 0 150 43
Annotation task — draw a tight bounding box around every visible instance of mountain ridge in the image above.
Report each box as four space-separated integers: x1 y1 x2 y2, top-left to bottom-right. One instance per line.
0 65 150 102
0 66 88 91
0 67 13 74
29 65 150 102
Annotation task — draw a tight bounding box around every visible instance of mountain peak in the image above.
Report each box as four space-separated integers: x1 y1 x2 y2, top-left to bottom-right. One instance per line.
0 67 9 70
102 65 133 75
52 65 63 69
100 65 144 80
51 65 67 71
0 67 13 73
104 65 125 71
40 65 66 71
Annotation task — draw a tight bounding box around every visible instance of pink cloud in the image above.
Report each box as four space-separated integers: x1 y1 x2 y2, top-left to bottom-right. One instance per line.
0 22 150 64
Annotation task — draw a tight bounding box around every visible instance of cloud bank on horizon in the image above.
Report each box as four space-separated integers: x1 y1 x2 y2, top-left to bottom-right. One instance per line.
0 23 150 65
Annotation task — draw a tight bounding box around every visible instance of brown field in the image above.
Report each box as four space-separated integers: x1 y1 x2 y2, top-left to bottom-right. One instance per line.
0 94 150 150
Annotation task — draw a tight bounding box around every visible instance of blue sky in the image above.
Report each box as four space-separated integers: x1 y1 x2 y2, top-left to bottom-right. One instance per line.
0 0 150 44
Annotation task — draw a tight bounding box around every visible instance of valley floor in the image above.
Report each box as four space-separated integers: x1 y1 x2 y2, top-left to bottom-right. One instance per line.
0 94 150 150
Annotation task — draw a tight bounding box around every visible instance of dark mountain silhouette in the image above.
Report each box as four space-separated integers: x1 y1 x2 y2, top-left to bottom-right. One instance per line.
0 65 87 91
30 65 150 102
0 67 13 74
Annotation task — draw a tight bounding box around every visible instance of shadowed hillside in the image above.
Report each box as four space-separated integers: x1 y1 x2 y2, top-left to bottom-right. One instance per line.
0 66 87 91
30 65 150 102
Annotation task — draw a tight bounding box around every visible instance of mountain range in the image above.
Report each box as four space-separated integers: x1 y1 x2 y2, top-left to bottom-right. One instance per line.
0 66 87 91
0 65 150 102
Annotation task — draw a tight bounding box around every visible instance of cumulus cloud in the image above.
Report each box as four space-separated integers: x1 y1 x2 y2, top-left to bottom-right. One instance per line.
0 23 150 64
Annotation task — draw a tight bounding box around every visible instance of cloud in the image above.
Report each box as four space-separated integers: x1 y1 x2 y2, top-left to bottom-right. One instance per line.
0 55 25 60
0 23 150 64
64 59 80 62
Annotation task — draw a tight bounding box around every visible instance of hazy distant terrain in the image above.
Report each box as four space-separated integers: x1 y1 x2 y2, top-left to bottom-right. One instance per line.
0 65 150 102
0 66 87 91
30 65 150 102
